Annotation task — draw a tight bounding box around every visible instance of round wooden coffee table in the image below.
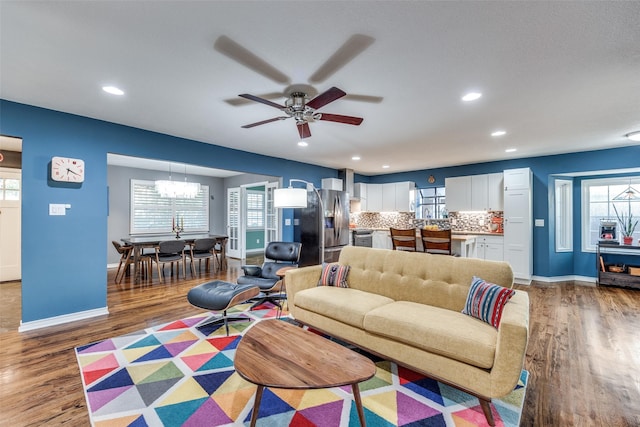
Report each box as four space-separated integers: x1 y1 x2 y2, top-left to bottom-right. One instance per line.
234 319 376 426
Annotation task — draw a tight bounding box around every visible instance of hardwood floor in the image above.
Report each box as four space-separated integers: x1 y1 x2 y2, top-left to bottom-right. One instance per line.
0 265 638 426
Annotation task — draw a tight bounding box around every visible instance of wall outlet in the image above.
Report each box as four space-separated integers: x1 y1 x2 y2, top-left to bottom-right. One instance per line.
257 239 260 244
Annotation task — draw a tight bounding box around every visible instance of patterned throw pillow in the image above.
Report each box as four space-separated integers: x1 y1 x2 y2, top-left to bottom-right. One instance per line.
318 263 350 288
462 276 515 328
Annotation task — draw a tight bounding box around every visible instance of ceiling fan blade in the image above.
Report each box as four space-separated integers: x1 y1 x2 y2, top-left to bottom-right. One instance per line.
214 35 290 84
297 122 311 139
239 94 286 110
343 94 384 103
242 117 288 128
309 34 375 83
307 87 347 110
225 92 284 106
319 113 364 126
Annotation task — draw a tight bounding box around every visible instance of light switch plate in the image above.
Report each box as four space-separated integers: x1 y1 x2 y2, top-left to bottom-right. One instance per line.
49 204 67 215
535 219 545 227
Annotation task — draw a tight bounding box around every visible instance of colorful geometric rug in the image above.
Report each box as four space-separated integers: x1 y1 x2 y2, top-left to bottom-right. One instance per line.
76 303 528 426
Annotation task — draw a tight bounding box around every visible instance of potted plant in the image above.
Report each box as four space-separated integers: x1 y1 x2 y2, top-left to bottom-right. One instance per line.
613 204 638 245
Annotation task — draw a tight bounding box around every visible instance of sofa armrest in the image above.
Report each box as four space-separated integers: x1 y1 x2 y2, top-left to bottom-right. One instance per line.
490 289 530 397
285 265 323 311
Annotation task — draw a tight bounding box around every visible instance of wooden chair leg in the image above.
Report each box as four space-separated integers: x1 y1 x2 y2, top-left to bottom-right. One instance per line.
479 398 495 426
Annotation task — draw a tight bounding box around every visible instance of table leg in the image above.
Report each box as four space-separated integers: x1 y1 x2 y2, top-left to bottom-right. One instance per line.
249 385 264 427
132 246 140 285
352 383 367 427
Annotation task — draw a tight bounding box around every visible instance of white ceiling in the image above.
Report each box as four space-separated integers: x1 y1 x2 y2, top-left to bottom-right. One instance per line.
1 1 639 176
107 153 240 178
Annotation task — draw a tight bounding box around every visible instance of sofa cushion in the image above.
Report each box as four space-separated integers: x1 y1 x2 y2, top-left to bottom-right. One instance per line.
293 287 394 329
318 263 350 287
462 276 515 328
363 301 498 369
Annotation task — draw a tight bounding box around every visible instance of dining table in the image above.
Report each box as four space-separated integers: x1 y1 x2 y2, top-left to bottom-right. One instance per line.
121 234 228 284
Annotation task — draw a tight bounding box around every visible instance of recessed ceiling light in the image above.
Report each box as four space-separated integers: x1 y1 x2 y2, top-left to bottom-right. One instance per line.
352 156 361 161
102 86 124 96
505 148 517 153
382 165 390 169
491 130 507 137
626 131 640 142
462 92 482 102
297 141 308 147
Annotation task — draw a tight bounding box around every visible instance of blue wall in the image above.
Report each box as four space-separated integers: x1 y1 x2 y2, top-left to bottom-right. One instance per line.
1 99 639 323
0 100 335 323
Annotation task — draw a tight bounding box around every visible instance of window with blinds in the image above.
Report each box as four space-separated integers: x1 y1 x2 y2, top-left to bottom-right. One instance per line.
246 190 264 228
130 179 209 234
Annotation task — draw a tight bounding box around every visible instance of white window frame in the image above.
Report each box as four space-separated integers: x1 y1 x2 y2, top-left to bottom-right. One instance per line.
581 176 640 252
130 179 209 235
555 178 573 252
246 189 265 229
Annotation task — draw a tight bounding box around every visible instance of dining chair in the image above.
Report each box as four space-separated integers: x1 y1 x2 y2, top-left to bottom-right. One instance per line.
389 227 417 251
420 228 453 255
213 238 228 271
186 238 218 276
112 241 152 284
151 240 188 282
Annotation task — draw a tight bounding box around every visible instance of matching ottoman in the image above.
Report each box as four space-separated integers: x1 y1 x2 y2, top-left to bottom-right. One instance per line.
187 280 260 335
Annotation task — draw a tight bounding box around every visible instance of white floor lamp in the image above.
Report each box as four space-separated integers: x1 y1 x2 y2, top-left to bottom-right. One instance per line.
274 179 325 264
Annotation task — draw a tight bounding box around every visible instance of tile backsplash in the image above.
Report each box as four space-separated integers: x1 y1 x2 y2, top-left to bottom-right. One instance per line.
448 211 504 233
351 212 415 229
352 210 504 233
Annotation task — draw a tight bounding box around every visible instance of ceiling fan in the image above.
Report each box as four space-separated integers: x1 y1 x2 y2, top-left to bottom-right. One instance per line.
239 86 363 139
214 34 380 138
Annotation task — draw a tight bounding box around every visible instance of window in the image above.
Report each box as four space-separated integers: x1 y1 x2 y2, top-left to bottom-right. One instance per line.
0 177 20 201
581 177 640 251
130 179 209 234
246 190 265 228
555 179 573 252
416 187 447 219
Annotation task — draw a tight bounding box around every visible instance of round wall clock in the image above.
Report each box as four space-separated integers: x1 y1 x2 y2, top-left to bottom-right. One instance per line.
51 156 85 182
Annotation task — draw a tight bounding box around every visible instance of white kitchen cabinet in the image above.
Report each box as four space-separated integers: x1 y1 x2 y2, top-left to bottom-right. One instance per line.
475 235 504 261
394 181 415 212
487 172 504 211
445 176 471 212
504 168 531 191
372 230 392 249
367 184 383 212
356 182 414 212
382 183 396 211
447 173 503 212
471 174 488 211
503 168 532 283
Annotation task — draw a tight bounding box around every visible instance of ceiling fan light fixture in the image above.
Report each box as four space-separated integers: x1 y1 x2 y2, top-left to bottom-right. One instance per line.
626 131 640 142
462 92 482 102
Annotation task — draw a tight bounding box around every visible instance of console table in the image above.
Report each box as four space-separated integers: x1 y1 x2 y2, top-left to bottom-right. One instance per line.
596 243 640 289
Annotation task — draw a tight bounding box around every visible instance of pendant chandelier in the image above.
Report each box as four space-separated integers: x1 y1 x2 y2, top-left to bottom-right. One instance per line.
155 163 201 199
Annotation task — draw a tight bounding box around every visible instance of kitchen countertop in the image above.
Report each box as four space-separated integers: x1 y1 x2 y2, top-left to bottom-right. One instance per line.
453 231 503 236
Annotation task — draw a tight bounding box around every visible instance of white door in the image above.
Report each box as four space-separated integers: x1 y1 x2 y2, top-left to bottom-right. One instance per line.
226 187 242 258
0 169 21 282
265 182 279 244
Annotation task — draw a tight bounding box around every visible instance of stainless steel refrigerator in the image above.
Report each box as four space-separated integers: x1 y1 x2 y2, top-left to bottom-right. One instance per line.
294 189 350 266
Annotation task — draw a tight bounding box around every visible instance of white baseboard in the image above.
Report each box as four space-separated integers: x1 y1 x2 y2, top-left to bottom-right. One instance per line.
531 275 597 285
18 306 109 332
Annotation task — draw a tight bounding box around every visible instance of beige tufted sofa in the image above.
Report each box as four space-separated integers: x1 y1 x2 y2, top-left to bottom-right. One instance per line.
285 246 529 426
